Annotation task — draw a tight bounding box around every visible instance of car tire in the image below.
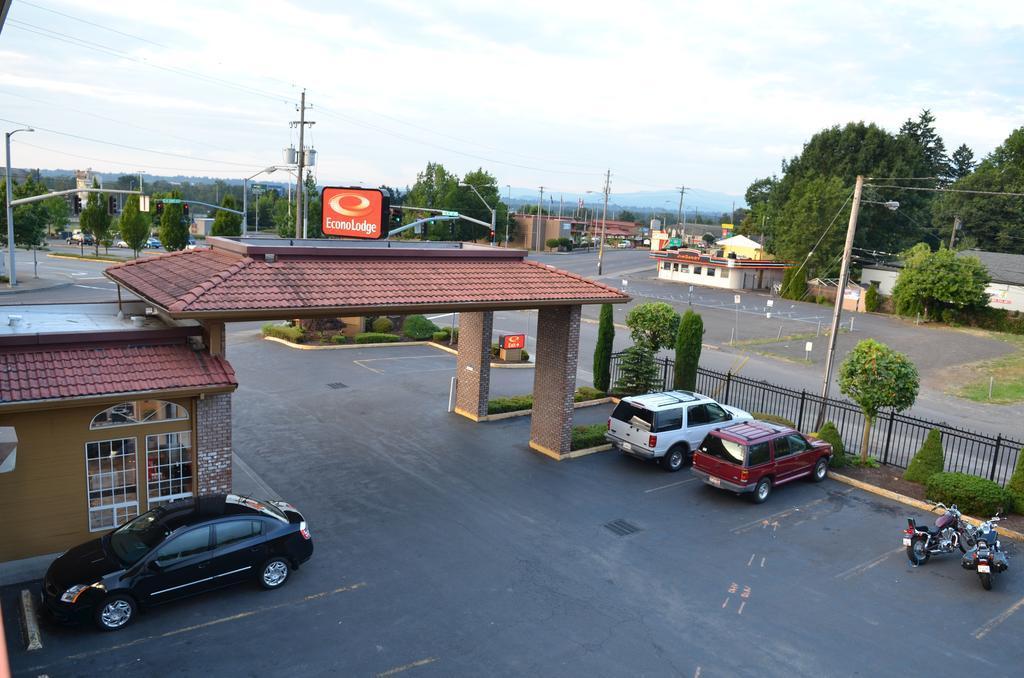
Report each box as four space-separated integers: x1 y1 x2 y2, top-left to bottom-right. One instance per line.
94 593 137 632
751 477 772 504
259 557 291 589
811 457 828 482
661 445 688 473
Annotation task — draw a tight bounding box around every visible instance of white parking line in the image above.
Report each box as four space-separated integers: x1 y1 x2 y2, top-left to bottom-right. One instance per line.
974 594 1024 639
644 478 698 493
834 547 903 580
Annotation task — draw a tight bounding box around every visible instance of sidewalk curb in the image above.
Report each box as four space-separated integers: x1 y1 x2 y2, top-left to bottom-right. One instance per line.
565 443 613 458
830 472 1024 542
20 589 42 651
0 281 71 295
482 397 615 421
263 336 535 368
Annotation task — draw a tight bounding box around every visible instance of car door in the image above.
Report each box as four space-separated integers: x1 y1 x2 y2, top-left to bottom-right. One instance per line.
134 525 215 604
207 519 267 588
783 433 817 477
684 404 714 449
771 435 804 483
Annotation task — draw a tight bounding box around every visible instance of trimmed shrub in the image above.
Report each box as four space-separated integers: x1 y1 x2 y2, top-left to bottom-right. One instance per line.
261 323 304 343
491 342 501 358
330 334 349 344
546 238 561 249
925 472 1014 517
752 412 796 428
571 423 608 451
674 309 703 391
904 429 945 483
865 285 880 312
355 332 401 344
431 330 450 343
520 349 530 361
403 314 439 340
558 237 572 249
371 316 394 333
816 421 848 467
592 303 614 392
1005 447 1024 511
488 395 534 414
575 386 606 401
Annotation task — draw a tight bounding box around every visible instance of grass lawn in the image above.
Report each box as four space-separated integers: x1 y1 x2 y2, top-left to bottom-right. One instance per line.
955 333 1024 404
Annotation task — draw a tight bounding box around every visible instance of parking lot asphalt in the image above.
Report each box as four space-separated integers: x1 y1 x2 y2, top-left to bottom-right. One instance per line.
5 335 1023 677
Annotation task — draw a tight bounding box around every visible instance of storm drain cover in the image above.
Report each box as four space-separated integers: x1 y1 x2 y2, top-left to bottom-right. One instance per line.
604 519 642 536
326 382 348 389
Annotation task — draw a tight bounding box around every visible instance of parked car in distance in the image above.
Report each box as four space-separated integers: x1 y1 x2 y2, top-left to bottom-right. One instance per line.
185 236 198 250
691 421 833 503
67 230 95 246
616 241 631 248
42 494 313 631
606 391 752 471
144 236 162 249
114 237 129 248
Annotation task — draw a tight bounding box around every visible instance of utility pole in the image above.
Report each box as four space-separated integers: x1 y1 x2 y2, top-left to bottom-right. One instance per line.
817 174 864 429
536 186 545 251
949 215 961 249
290 89 315 239
597 169 611 276
676 185 685 227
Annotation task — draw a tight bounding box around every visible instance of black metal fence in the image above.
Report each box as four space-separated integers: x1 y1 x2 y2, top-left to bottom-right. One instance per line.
609 352 1023 485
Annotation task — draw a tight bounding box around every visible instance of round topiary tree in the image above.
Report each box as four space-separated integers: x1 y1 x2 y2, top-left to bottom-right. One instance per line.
673 309 703 391
903 429 945 483
816 421 847 467
625 302 680 352
592 304 614 393
371 316 394 333
839 339 919 464
402 314 439 340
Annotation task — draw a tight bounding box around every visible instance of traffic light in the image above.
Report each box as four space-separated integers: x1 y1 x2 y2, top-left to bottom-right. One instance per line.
73 195 82 214
490 229 495 242
183 203 190 218
390 207 401 225
107 195 118 215
156 202 164 216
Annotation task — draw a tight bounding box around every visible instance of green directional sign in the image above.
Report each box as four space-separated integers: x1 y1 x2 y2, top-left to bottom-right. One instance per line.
161 198 183 204
441 210 458 217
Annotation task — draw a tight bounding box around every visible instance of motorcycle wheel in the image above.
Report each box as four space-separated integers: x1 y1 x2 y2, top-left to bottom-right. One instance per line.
979 572 992 590
907 537 930 566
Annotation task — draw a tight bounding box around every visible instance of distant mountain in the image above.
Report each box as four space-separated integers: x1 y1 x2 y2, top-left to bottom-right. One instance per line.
507 186 744 218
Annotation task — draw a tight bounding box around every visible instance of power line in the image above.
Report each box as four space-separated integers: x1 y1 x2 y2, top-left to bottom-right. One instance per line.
19 0 171 48
11 139 264 175
0 116 261 169
866 184 1024 198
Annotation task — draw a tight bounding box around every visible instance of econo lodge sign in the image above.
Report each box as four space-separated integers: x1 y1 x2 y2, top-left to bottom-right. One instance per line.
321 187 389 239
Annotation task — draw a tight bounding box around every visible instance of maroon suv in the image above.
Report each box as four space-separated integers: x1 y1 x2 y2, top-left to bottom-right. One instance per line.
691 421 833 503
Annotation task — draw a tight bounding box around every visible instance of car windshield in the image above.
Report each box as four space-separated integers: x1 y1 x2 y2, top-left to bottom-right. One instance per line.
701 436 746 465
610 401 653 431
108 509 170 566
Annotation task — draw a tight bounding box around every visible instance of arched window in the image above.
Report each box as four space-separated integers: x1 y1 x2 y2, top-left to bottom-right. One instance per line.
91 400 189 430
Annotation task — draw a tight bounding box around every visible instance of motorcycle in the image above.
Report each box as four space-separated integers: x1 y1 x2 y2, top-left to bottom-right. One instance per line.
961 515 1009 590
903 503 976 566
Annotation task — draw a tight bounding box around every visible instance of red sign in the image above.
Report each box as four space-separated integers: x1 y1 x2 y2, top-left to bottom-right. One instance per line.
500 334 526 350
321 187 389 239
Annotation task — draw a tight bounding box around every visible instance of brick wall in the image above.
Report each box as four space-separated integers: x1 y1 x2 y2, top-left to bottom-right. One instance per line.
454 311 493 419
197 393 232 494
530 305 581 457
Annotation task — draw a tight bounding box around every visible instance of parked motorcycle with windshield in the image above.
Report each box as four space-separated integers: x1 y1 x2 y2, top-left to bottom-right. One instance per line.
961 515 1009 590
904 503 976 565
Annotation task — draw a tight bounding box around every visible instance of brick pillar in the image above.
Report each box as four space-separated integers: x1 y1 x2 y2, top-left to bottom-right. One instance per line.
196 393 232 494
529 305 581 459
454 311 493 421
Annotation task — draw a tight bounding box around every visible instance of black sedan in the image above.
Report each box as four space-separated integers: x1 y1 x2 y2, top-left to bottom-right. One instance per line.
42 494 314 631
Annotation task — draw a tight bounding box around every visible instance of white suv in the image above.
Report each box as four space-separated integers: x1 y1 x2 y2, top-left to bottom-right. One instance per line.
606 391 752 472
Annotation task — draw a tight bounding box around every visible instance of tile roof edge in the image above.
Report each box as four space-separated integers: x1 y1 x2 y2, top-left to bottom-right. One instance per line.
521 259 629 297
105 248 194 271
174 254 255 312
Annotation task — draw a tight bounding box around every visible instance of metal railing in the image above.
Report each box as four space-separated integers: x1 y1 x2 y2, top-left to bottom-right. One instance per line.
609 352 1022 485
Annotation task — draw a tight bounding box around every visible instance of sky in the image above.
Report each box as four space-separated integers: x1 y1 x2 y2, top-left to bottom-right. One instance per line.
1 0 1023 202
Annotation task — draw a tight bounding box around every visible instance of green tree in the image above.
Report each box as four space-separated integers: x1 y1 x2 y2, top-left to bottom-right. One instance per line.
79 179 112 256
255 191 277 232
0 177 49 252
593 304 614 392
158 191 188 251
119 194 150 257
210 194 243 236
949 144 976 181
932 127 1024 254
864 284 880 312
744 176 777 208
899 109 950 181
816 421 847 467
780 265 807 300
839 339 920 463
273 200 294 237
1006 448 1024 511
774 175 849 276
625 302 680 352
891 246 990 318
614 345 658 396
618 210 638 222
673 309 703 391
44 195 70 237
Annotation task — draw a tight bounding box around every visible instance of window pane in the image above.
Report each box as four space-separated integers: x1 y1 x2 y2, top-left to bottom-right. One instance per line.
156 527 211 564
774 437 792 458
687 405 709 426
216 521 259 548
748 442 771 466
654 408 683 432
86 437 138 532
700 436 745 465
785 434 810 453
147 431 194 509
705 403 730 423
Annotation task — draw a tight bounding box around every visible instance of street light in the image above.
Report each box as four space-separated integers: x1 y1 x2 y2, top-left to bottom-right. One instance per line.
459 182 496 245
4 126 34 287
587 174 611 276
505 184 512 247
242 166 278 238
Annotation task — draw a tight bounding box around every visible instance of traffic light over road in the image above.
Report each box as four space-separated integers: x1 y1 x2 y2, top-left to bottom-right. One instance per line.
73 195 82 214
107 195 118 215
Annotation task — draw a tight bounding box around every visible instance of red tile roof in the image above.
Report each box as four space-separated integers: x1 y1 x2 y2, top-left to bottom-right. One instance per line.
105 248 629 316
0 342 236 405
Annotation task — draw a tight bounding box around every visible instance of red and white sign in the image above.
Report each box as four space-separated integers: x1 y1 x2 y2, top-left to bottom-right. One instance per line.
321 187 388 239
500 334 526 350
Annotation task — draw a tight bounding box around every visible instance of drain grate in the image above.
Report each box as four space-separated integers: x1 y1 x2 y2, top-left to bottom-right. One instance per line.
326 382 348 389
604 519 642 536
